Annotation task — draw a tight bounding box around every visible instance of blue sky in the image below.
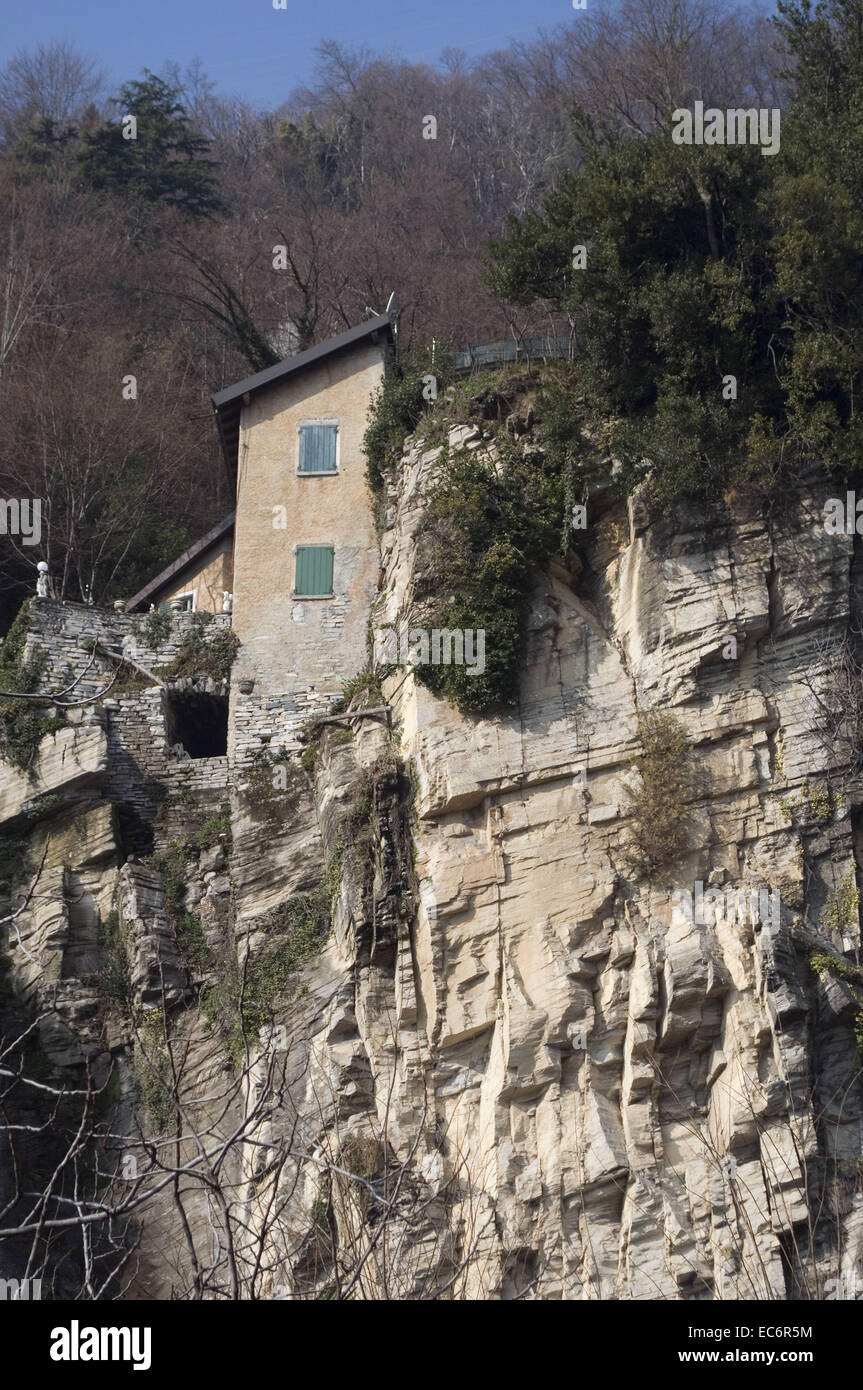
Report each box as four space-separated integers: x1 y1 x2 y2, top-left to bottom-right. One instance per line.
1 0 589 110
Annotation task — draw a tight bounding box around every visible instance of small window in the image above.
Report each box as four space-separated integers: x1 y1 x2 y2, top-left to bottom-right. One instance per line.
298 422 338 474
294 545 334 597
160 592 195 613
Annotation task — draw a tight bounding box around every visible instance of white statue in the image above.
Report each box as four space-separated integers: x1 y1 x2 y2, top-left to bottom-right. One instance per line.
222 590 233 614
35 561 53 599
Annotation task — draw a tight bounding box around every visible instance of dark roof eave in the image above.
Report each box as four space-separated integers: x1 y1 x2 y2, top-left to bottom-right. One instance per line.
124 512 235 613
211 314 394 473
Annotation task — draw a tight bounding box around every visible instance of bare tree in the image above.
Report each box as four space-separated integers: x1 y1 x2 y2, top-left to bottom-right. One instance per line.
799 621 863 783
0 41 104 147
0 981 499 1299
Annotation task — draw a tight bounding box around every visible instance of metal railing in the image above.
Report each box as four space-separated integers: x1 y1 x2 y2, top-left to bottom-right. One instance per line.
453 333 572 372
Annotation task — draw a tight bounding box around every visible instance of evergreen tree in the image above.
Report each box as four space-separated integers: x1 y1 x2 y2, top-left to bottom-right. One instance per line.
77 71 222 217
488 1 863 504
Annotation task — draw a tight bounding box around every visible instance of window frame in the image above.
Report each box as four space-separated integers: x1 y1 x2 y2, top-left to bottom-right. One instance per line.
292 543 335 599
296 418 340 476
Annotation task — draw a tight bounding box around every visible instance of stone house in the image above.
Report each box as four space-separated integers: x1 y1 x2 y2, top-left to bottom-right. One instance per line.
128 312 395 764
125 512 235 615
215 312 393 762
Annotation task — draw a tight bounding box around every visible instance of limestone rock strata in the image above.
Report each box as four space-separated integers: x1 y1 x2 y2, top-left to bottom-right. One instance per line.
259 438 863 1299
2 427 863 1300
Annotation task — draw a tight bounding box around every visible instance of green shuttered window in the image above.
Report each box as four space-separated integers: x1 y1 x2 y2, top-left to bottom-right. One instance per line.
295 545 334 596
298 423 338 473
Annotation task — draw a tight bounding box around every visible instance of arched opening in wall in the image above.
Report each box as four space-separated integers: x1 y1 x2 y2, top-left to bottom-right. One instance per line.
165 687 228 758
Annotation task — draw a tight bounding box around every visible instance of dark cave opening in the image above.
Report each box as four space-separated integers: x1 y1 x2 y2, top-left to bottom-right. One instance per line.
165 687 228 759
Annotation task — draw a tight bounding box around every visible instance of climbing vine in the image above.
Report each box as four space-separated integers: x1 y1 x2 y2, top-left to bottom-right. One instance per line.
0 604 66 770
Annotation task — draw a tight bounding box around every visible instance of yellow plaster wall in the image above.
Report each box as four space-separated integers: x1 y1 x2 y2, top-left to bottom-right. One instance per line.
161 543 233 615
229 340 386 755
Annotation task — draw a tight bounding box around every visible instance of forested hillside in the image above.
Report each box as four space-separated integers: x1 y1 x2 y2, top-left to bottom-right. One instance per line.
5 0 863 1316
1 0 857 623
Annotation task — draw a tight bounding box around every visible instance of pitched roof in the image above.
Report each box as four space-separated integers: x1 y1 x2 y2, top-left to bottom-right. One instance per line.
124 512 235 613
212 313 394 474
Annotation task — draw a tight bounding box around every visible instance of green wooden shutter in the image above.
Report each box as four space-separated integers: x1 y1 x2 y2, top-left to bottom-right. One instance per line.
295 545 334 596
298 424 337 473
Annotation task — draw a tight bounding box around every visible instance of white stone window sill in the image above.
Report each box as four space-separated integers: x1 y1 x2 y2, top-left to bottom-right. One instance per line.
296 468 339 476
291 592 334 600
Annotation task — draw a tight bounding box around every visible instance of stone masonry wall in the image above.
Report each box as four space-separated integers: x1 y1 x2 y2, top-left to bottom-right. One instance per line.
20 600 231 853
25 599 232 689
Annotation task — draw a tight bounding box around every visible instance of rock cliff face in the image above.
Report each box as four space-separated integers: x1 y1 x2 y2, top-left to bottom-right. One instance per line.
2 421 863 1301
271 434 863 1300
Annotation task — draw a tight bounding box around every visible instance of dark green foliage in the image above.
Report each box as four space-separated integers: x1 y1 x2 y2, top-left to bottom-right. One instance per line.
77 72 222 218
277 113 343 203
489 134 781 506
363 345 440 492
388 364 598 713
310 1195 331 1235
174 911 208 971
767 0 863 478
142 776 169 806
0 603 66 770
152 842 210 972
137 1072 173 1132
12 117 79 182
135 1008 174 1132
238 890 330 1039
301 668 386 766
329 666 383 716
200 847 337 1062
205 876 335 1062
811 950 863 1067
0 829 33 895
487 2 863 506
239 753 306 830
152 843 189 915
141 607 172 649
196 803 231 849
413 429 567 711
115 517 190 609
522 367 603 549
0 603 37 683
158 626 239 682
94 640 153 697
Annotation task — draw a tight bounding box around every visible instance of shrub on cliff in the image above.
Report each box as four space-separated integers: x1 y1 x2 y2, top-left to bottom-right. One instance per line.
624 709 695 875
158 625 239 683
225 886 332 1057
0 603 65 770
411 420 568 711
363 344 453 492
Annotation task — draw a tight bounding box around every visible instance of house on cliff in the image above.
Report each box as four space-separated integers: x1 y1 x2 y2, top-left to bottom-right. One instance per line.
127 311 395 763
